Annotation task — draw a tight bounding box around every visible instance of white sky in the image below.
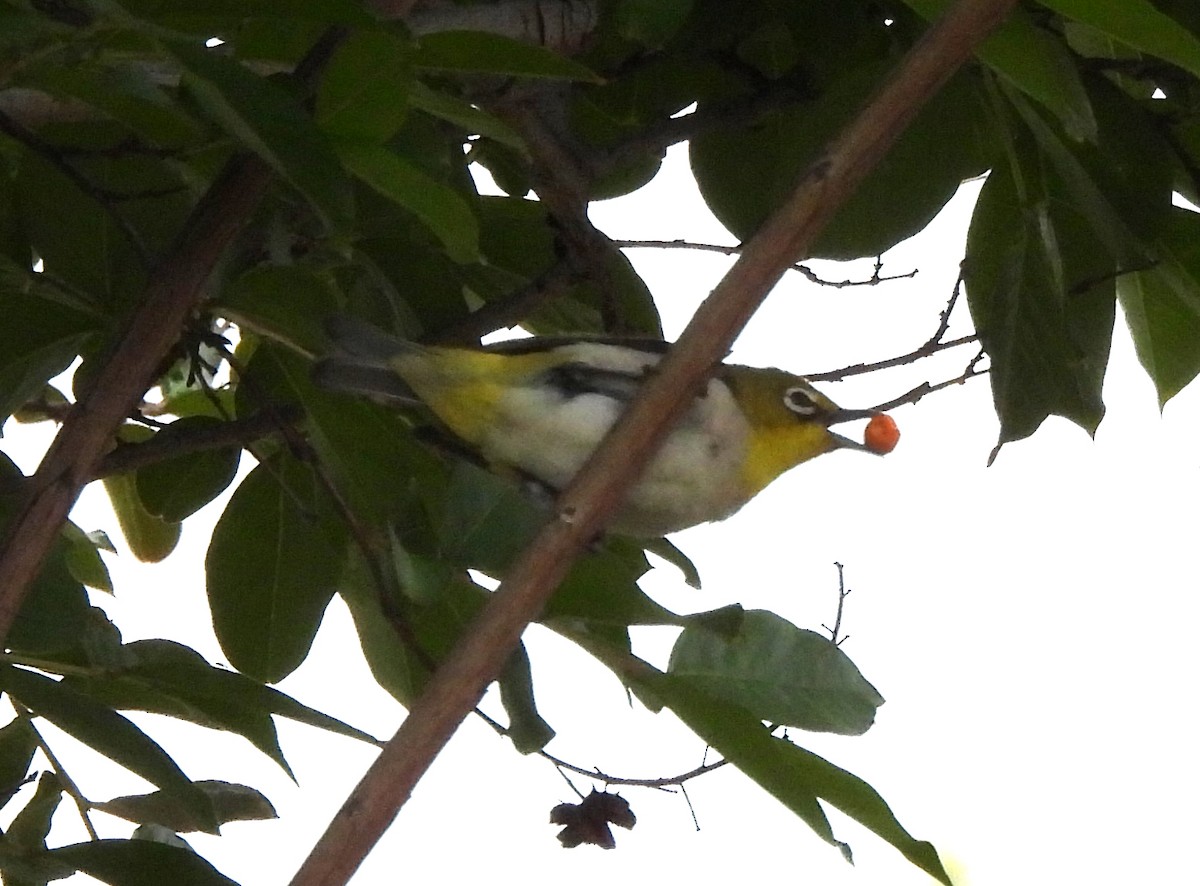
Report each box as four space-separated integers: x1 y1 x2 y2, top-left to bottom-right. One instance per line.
4 143 1200 886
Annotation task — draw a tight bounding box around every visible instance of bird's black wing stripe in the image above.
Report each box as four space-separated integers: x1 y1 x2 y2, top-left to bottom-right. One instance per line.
482 336 671 357
542 362 647 402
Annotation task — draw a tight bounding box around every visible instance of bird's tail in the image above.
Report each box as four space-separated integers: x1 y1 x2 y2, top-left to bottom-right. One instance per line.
312 315 424 407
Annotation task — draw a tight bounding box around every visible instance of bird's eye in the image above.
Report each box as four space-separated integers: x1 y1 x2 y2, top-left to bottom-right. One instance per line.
784 386 819 416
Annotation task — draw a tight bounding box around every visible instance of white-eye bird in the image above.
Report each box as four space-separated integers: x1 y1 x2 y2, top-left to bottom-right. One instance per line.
314 316 887 537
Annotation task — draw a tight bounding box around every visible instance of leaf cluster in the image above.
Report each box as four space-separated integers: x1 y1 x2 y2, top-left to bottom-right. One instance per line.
1 0 1199 883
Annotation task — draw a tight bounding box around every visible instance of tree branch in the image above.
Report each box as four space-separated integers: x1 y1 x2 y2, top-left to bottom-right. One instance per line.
89 406 303 480
0 24 355 644
0 153 272 641
615 238 919 288
287 1 1020 883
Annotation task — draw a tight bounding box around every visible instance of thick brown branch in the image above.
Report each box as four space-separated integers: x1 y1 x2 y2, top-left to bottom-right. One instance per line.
89 406 302 479
0 153 272 639
0 27 351 636
287 2 1020 884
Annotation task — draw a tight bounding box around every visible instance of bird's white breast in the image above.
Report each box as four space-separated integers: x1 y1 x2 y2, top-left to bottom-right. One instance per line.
478 344 752 535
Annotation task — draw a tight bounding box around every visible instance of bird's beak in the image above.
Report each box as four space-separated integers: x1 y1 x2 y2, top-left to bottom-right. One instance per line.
825 407 882 455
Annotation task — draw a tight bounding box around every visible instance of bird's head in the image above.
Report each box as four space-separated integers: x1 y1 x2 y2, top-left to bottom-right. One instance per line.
722 366 886 496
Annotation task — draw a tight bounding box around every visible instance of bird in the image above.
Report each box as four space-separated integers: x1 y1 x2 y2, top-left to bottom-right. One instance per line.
313 316 890 537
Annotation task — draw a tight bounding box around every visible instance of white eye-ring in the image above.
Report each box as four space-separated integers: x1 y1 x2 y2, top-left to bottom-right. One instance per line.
784 386 819 416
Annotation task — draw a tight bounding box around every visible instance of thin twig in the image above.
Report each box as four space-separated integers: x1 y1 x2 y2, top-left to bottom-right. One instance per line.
14 703 99 841
538 749 729 790
615 238 918 288
820 562 852 647
928 272 964 347
872 349 989 412
807 333 978 382
680 782 700 832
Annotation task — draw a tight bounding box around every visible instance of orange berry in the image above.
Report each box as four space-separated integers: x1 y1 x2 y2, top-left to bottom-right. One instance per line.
864 413 900 454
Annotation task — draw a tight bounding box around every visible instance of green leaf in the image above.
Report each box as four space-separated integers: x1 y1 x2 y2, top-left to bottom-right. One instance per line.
412 31 602 82
1040 0 1200 80
549 549 683 627
0 331 90 427
241 344 439 526
102 471 182 563
134 419 241 523
95 780 277 833
206 457 346 683
170 42 352 231
639 536 701 589
692 68 990 259
61 521 114 593
0 666 217 834
338 553 426 705
5 772 62 854
339 550 550 744
435 462 545 574
965 95 1121 449
1118 208 1200 405
0 456 91 657
24 62 201 145
316 30 412 143
66 638 377 753
13 152 143 305
498 645 556 754
407 81 524 149
669 611 884 735
62 639 292 776
901 0 1097 140
0 718 37 809
338 141 480 263
641 668 951 884
736 21 800 79
615 0 694 49
218 265 340 356
48 839 238 886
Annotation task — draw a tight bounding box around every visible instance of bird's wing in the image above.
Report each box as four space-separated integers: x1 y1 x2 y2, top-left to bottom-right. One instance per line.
312 314 421 406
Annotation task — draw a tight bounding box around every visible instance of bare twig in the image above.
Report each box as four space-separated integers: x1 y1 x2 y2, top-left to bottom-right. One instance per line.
820 562 852 647
288 2 1021 884
615 238 918 289
807 333 978 382
540 749 728 790
929 272 965 346
872 349 989 412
